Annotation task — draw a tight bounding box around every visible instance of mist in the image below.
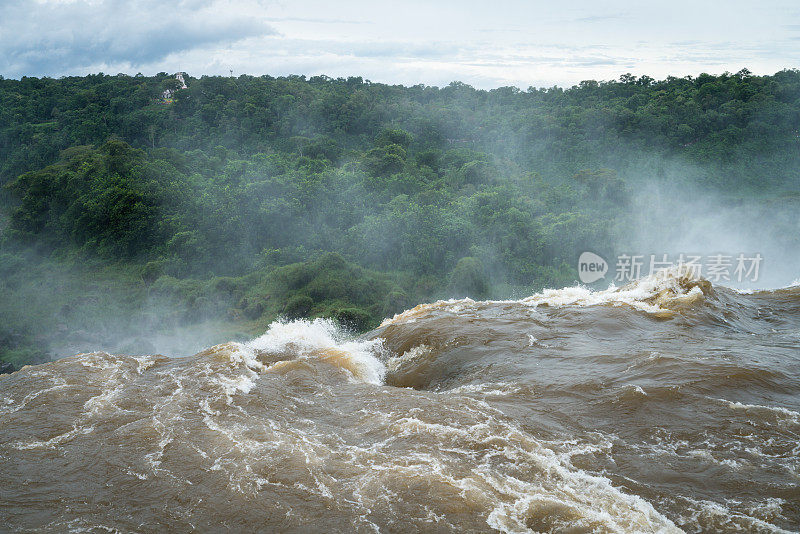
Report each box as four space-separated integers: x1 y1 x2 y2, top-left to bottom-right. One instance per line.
0 246 246 367
621 178 800 289
1 70 799 371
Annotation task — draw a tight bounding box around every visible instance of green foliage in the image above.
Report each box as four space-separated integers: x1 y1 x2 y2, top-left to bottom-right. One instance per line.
284 295 314 319
363 144 407 176
382 290 411 318
0 348 48 370
376 129 414 149
1 70 799 367
141 260 165 284
448 257 490 299
333 308 372 331
245 253 401 329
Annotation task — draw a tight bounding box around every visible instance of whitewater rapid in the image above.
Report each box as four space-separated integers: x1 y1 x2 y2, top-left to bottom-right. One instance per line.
1 270 799 533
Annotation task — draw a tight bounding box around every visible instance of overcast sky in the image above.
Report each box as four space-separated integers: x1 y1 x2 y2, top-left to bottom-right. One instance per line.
2 0 798 88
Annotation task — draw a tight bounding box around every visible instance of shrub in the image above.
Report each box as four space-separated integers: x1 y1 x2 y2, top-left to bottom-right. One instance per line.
141 260 165 284
244 301 265 320
284 295 313 319
448 256 489 299
382 290 410 318
333 307 372 331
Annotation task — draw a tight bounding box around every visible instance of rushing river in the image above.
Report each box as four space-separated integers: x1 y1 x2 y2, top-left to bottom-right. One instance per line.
1 270 798 533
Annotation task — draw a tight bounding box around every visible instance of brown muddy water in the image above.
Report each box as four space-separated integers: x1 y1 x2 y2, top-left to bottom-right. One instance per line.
1 270 798 533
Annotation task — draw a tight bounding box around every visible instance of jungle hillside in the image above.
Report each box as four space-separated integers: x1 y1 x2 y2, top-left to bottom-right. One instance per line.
1 69 799 369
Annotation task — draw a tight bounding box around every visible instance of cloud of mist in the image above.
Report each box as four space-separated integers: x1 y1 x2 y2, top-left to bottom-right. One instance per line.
618 173 800 290
0 248 244 363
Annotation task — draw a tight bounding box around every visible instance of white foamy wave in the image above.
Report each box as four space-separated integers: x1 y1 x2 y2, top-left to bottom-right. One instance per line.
382 268 709 326
389 416 681 533
386 344 431 373
247 318 386 384
519 267 708 315
446 382 526 397
676 497 795 534
716 398 800 424
731 277 800 294
193 342 262 397
381 298 477 326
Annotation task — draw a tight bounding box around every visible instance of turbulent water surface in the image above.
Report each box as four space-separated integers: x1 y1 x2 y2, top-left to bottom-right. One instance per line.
1 270 799 533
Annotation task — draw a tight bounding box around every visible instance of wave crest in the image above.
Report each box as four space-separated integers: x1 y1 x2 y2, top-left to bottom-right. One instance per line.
520 266 712 316
247 318 387 384
383 267 713 327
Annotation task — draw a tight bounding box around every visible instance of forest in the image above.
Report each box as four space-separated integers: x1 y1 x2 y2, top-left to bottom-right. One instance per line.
1 69 799 369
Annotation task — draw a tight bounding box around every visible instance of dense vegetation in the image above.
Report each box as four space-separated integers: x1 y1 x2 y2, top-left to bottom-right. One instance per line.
1 69 799 368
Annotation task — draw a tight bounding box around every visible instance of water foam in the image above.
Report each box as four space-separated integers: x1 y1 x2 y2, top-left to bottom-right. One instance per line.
389 414 682 533
383 267 710 326
247 318 387 384
716 398 800 423
519 267 709 315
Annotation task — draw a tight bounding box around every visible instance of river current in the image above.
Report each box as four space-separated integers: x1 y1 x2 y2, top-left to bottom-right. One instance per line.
2 269 798 532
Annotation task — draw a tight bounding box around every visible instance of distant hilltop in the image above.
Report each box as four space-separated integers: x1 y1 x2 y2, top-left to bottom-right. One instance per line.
161 72 188 103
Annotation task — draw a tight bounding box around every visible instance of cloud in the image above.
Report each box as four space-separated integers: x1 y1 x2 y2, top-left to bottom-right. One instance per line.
268 17 367 25
573 14 626 23
0 0 795 88
0 0 276 76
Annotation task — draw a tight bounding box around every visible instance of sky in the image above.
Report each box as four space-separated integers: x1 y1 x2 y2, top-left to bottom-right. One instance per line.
1 0 798 89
